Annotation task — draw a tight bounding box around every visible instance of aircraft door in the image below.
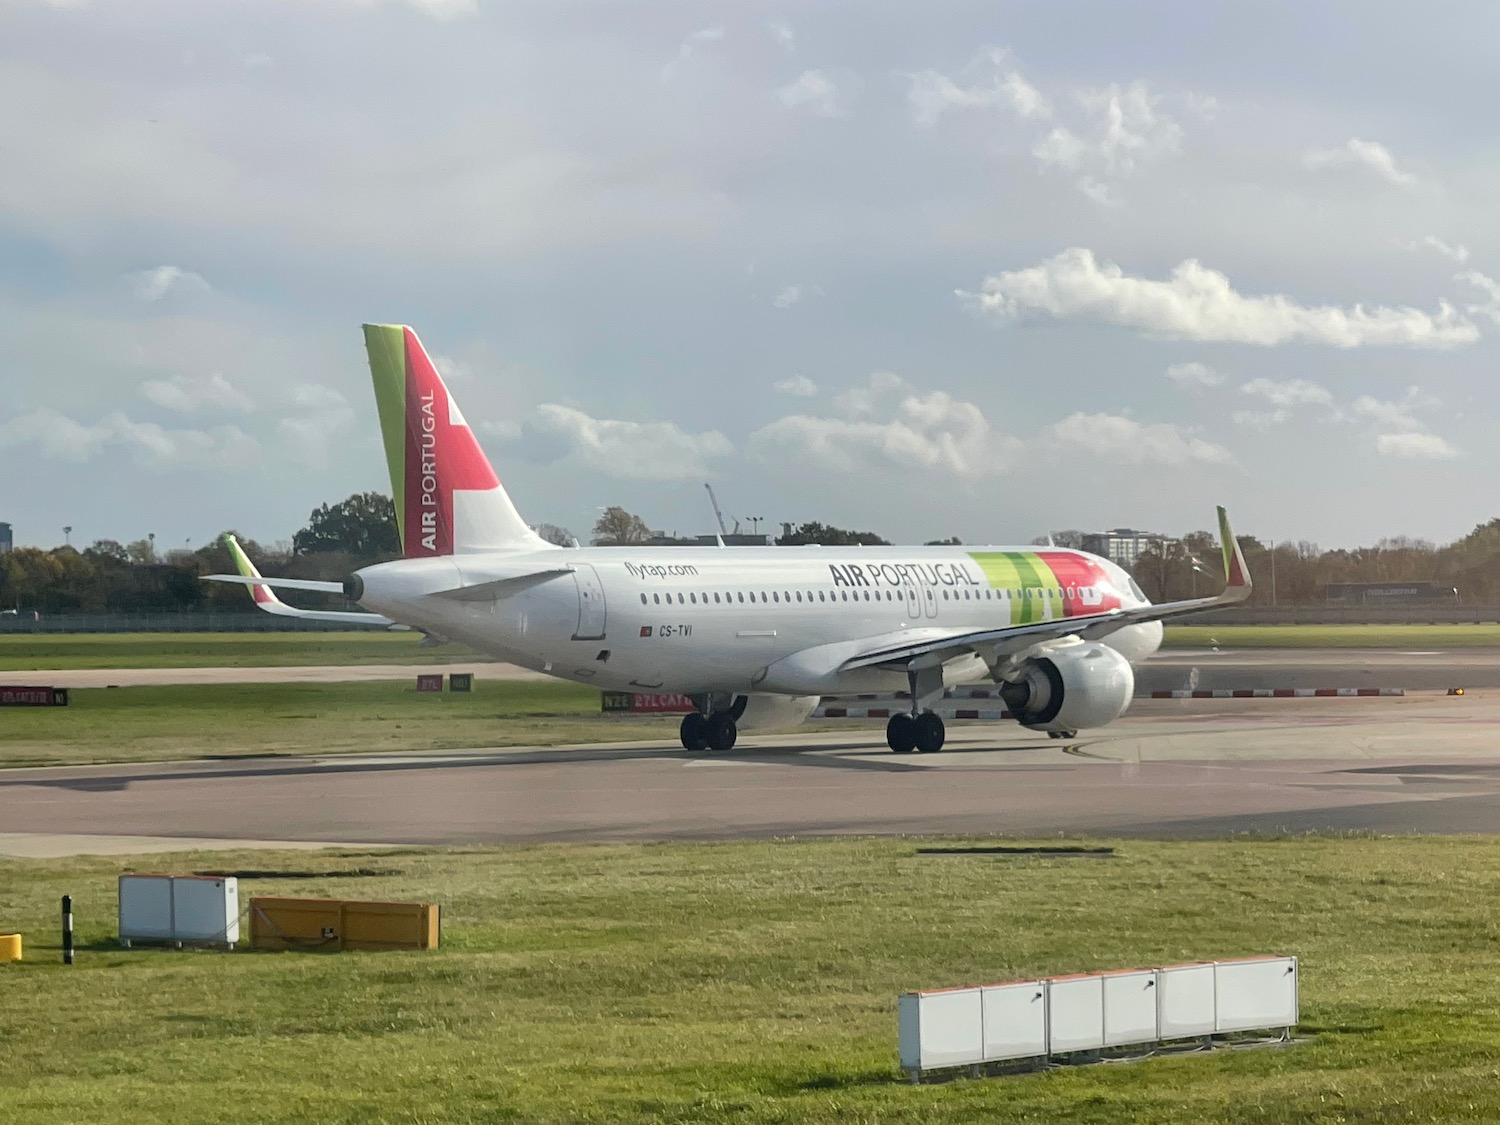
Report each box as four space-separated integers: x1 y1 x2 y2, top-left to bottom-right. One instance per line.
901 576 920 618
901 574 940 620
572 563 607 640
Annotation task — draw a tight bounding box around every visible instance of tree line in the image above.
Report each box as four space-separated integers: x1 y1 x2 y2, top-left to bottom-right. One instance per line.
6 495 1500 614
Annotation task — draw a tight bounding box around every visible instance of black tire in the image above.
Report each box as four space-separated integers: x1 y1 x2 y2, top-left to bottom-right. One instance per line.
706 713 738 752
914 712 946 753
679 712 709 751
886 713 917 754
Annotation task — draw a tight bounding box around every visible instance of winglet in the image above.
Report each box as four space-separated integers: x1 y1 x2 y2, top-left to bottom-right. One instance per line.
223 533 281 609
1217 506 1251 593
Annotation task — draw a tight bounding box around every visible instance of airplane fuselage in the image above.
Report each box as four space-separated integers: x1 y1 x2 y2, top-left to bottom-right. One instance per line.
354 544 1164 698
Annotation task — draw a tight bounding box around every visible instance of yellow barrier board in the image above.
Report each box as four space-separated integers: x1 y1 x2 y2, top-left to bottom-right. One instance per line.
250 897 439 952
0 933 21 962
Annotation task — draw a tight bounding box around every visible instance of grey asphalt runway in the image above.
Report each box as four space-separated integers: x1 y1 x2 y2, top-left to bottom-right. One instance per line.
5 648 1494 691
2 692 1498 855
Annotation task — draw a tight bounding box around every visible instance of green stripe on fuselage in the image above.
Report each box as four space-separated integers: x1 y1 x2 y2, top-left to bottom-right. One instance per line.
967 551 1062 624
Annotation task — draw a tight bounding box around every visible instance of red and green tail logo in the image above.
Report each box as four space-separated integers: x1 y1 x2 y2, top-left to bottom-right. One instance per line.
364 324 520 557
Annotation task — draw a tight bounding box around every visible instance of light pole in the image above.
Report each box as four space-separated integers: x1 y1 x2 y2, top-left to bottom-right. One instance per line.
62 526 72 548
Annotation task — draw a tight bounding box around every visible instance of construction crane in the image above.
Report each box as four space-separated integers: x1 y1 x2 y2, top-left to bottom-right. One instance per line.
704 483 739 545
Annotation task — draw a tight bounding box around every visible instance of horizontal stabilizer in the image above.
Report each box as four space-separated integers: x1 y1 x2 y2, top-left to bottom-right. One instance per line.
428 568 574 602
202 575 348 594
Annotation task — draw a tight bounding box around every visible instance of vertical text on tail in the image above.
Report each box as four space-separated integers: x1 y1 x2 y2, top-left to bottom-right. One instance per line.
363 324 547 557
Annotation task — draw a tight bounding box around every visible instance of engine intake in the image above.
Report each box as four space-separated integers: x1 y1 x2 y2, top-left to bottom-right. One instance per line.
999 642 1135 733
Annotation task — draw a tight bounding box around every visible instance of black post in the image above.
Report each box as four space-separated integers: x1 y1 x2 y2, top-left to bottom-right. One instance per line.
62 895 74 965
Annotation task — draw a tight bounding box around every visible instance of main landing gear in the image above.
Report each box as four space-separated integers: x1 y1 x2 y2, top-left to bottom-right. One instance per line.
886 711 945 754
680 711 737 752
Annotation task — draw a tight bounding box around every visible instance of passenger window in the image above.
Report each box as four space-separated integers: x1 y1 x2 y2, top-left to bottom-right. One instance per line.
640 593 647 605
737 592 744 603
942 590 949 600
773 591 780 602
653 593 660 605
863 591 870 601
818 591 825 602
841 591 849 601
690 593 697 604
795 591 803 602
678 593 685 604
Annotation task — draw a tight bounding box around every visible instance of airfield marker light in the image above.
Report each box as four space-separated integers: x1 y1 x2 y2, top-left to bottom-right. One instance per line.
1449 687 1465 696
62 895 74 965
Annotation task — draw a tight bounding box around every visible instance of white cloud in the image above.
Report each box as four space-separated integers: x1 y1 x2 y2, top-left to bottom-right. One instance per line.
751 373 1019 478
1047 412 1232 466
775 69 849 118
430 353 473 383
126 265 210 302
286 384 348 410
1032 82 1181 188
1400 235 1469 263
1457 270 1500 323
1375 432 1457 459
961 248 1479 348
523 404 732 481
666 24 724 73
774 374 818 397
1232 409 1289 430
771 283 822 309
1303 138 1415 187
769 19 795 49
1184 91 1220 120
1350 389 1455 459
397 0 477 18
1165 361 1224 389
1352 393 1422 431
1076 177 1120 208
1240 377 1333 407
0 408 258 466
906 48 1049 127
140 372 253 414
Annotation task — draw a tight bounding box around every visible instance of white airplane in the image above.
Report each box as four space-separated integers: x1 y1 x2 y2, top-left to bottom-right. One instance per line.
208 324 1251 754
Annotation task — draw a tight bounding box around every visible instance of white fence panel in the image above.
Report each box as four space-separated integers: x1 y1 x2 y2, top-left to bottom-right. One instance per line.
980 981 1047 1062
1215 957 1298 1033
1102 970 1159 1047
1047 976 1105 1053
1157 963 1217 1040
899 989 983 1071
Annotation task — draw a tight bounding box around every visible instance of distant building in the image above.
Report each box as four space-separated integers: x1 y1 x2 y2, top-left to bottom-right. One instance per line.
1080 528 1171 568
0 523 11 555
1323 581 1458 604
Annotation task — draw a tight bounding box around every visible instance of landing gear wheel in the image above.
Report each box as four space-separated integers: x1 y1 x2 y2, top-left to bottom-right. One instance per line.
706 713 738 752
914 712 946 753
679 712 709 751
886 712 917 754
1046 729 1079 741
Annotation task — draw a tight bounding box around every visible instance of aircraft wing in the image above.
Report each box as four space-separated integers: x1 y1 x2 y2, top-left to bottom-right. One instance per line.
840 506 1251 672
203 535 397 627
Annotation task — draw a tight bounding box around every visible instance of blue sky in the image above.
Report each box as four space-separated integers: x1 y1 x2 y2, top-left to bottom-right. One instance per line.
2 0 1496 552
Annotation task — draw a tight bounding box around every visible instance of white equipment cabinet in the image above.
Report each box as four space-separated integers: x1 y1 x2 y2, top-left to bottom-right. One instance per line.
899 955 1298 1081
119 874 239 949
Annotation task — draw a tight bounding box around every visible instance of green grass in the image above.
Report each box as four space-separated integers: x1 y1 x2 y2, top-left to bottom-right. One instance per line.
1164 623 1500 648
0 631 488 671
0 681 680 768
4 836 1500 1123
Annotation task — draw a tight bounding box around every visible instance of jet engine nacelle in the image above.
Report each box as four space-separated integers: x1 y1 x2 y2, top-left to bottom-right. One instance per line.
732 693 821 730
999 642 1135 733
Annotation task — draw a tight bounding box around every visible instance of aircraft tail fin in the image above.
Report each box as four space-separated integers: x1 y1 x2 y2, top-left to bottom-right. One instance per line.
362 324 547 557
1217 506 1252 593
